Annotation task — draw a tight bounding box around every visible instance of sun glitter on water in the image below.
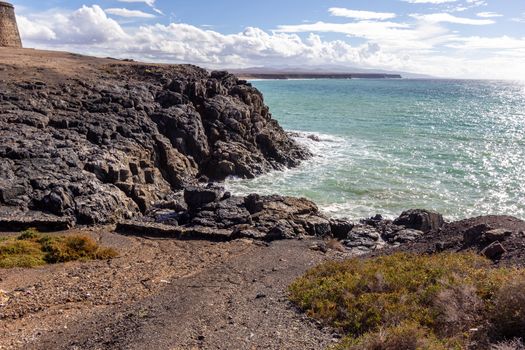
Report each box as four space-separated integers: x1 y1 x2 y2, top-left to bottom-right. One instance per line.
226 79 525 221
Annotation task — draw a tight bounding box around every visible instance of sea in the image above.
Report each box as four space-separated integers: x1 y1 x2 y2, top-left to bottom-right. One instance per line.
225 79 525 221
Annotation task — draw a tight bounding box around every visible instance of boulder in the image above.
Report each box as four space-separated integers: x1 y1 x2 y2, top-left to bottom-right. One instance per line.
343 224 382 248
393 209 444 233
330 219 354 239
389 228 424 243
303 216 331 236
184 185 225 211
463 224 492 246
483 228 513 243
481 241 506 260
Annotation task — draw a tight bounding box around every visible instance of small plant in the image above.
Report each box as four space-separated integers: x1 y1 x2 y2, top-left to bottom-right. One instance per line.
17 227 41 241
289 252 525 349
491 339 525 350
341 322 447 350
0 229 117 268
489 276 525 341
42 235 117 263
0 239 45 268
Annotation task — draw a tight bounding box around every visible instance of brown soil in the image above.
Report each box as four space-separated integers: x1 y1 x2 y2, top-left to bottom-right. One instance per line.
0 48 136 82
0 227 339 349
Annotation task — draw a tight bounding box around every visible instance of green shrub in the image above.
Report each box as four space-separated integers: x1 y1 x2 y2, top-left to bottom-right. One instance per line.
340 322 448 350
42 235 117 263
17 228 41 240
289 252 525 349
0 239 45 268
0 230 117 268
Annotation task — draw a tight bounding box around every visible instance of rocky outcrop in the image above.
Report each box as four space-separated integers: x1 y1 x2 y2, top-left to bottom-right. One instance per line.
381 214 525 266
119 187 331 242
116 185 448 253
393 209 444 233
0 62 309 227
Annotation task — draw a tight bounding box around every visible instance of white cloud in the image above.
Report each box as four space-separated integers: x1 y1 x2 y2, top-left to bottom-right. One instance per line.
275 20 455 52
511 13 525 23
117 0 163 15
117 0 155 6
466 0 487 5
410 13 495 25
403 0 457 3
20 5 127 43
105 8 155 18
17 5 525 80
17 15 56 40
328 8 396 20
448 0 487 12
447 35 525 50
476 12 502 18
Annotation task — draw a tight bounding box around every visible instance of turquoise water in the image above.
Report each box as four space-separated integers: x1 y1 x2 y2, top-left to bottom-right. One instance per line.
226 79 525 220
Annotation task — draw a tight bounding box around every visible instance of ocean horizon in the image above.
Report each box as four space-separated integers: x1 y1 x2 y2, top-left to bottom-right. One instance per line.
226 78 525 221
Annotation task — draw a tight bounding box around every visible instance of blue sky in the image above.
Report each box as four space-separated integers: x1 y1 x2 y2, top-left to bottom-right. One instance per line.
12 0 525 78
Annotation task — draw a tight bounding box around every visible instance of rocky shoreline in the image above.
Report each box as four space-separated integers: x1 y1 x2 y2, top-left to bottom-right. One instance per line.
1 49 525 349
1 49 524 266
0 50 308 227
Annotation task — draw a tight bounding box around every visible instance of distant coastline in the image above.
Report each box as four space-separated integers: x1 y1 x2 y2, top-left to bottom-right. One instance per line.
235 72 402 80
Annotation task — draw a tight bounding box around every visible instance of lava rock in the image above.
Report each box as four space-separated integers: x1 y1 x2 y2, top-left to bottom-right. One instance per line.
184 185 225 211
344 224 382 248
0 62 309 225
463 224 492 246
481 241 506 259
393 209 444 233
483 228 513 243
329 219 354 239
389 228 424 243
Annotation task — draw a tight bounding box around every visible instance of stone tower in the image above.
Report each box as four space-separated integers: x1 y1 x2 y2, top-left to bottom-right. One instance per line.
0 1 22 48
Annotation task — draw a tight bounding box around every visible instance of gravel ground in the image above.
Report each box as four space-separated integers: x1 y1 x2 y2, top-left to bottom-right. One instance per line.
0 227 340 349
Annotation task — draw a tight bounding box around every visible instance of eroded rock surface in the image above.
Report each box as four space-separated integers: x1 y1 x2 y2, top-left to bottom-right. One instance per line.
0 58 309 226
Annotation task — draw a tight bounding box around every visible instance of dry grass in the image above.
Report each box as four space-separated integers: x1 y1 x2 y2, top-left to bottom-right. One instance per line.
491 339 525 350
0 239 46 268
289 252 525 349
0 229 117 268
343 322 448 350
489 276 525 341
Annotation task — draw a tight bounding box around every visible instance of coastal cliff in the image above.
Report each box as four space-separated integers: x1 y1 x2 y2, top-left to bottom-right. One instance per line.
0 49 308 226
1 49 524 259
2 49 525 350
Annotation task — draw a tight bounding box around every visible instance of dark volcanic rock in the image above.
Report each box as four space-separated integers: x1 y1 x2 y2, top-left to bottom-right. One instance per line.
0 63 309 227
481 241 506 260
384 228 424 244
484 228 513 243
343 224 383 250
118 190 333 242
375 215 525 267
0 208 74 232
463 223 493 246
330 219 354 239
184 185 225 211
393 209 444 233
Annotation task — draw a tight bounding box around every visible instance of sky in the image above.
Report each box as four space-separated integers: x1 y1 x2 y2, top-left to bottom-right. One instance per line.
11 0 525 79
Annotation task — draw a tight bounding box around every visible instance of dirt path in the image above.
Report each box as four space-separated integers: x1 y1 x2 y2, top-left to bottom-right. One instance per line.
1 229 338 349
35 240 336 350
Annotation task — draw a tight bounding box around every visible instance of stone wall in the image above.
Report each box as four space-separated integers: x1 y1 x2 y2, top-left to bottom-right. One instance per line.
0 2 22 48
